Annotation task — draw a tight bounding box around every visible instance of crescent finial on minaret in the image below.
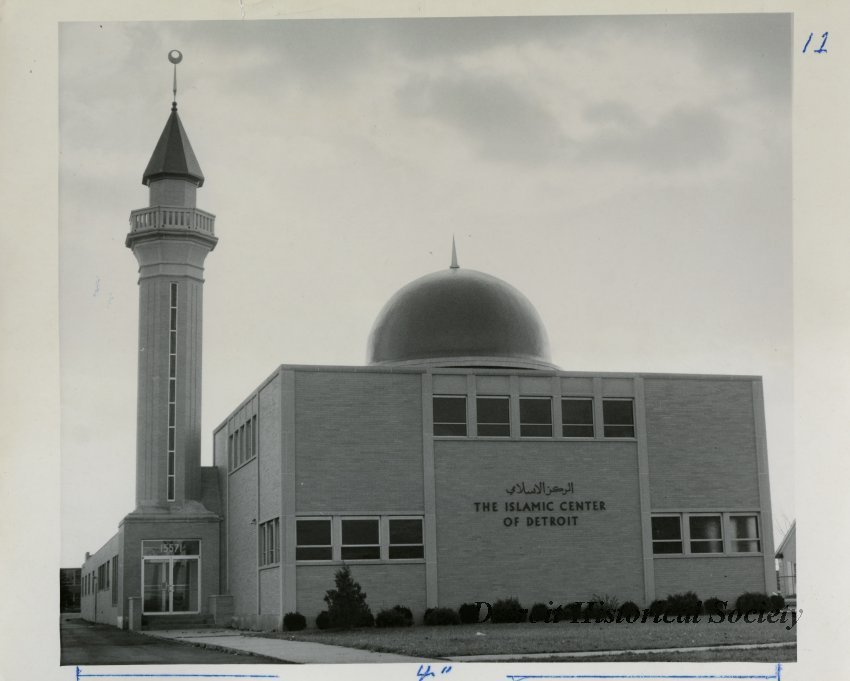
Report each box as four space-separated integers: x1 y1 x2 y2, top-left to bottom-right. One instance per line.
450 235 459 269
168 49 183 110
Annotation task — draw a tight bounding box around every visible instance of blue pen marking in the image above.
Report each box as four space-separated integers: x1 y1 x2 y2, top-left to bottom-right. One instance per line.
506 662 781 681
76 668 278 680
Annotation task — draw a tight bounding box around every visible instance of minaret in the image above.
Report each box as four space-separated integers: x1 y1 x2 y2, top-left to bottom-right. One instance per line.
126 51 217 511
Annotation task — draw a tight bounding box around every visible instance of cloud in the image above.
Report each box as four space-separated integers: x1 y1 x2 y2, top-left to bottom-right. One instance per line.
579 104 730 171
397 73 567 164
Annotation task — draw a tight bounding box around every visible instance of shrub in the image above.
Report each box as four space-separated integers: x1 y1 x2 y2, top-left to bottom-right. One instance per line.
491 597 526 624
458 602 483 624
560 601 583 622
424 607 460 626
315 610 330 630
703 597 727 616
769 594 786 613
666 592 701 617
283 612 306 631
617 601 641 622
375 605 413 628
583 594 620 622
736 592 772 615
648 599 667 616
323 566 373 629
529 602 550 623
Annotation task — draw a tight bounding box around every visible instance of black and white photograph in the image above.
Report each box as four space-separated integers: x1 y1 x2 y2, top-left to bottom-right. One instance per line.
5 2 850 680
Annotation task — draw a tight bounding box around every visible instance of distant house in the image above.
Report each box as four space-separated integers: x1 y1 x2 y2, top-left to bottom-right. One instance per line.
775 521 796 597
60 568 81 612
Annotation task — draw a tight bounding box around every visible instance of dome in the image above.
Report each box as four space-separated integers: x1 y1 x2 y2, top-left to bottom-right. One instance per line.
367 265 555 369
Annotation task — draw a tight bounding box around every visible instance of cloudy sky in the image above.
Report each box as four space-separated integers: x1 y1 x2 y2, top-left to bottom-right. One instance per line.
59 15 793 565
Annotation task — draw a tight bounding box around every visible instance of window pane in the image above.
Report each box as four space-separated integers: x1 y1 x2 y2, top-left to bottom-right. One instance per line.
563 424 594 438
389 519 422 545
603 425 635 438
477 397 509 423
478 423 510 437
520 398 551 424
341 546 381 560
733 539 761 553
434 422 467 437
520 423 553 437
652 516 681 541
389 545 424 559
296 546 332 561
297 520 331 546
730 515 759 539
562 398 593 424
342 519 379 545
691 540 724 554
689 515 722 540
433 397 466 423
603 399 634 425
652 541 683 554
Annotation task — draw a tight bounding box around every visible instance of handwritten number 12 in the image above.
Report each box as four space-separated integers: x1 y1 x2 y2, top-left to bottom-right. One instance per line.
803 32 828 53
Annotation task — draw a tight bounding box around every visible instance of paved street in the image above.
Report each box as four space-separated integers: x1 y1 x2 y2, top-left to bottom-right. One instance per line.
60 616 287 665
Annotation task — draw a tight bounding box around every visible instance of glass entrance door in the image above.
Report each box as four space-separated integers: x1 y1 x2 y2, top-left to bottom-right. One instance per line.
142 557 199 614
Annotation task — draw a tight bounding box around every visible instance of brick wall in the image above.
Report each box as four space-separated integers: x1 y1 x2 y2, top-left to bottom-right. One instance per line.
653 556 766 603
294 371 424 513
434 439 645 608
644 378 760 508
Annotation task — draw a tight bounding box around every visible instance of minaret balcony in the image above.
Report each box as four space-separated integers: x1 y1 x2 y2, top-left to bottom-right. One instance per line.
129 206 216 237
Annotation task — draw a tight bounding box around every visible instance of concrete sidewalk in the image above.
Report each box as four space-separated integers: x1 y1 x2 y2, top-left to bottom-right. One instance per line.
144 628 444 664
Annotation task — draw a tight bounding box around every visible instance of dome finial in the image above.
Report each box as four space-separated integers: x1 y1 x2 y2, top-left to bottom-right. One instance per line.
450 236 459 269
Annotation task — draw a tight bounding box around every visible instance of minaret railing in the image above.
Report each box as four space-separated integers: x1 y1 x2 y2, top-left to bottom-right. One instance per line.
129 206 216 235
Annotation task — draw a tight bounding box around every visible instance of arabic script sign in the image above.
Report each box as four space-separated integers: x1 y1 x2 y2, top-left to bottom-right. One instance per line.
473 481 607 528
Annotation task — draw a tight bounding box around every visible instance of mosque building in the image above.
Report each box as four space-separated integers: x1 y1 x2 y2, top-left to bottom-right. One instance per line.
80 63 776 630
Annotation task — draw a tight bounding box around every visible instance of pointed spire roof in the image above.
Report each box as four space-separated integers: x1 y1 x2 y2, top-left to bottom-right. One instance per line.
142 104 205 187
450 236 459 269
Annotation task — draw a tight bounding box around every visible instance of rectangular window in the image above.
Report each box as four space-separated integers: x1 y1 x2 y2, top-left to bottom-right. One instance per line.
729 514 761 553
341 518 380 560
296 518 332 561
476 396 510 437
689 515 723 553
562 398 594 437
166 282 178 501
246 419 253 460
519 397 552 437
228 434 234 470
389 518 424 559
252 415 258 457
651 515 683 554
259 518 280 566
603 398 635 438
111 557 118 605
433 396 467 436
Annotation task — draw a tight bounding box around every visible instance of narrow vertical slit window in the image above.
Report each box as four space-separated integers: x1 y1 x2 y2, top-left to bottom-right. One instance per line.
167 282 178 501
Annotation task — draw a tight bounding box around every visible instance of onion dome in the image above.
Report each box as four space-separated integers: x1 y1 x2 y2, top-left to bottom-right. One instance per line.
367 244 554 369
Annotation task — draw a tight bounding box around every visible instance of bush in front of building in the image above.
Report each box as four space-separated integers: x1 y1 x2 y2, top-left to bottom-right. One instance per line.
703 597 727 616
560 601 583 622
323 565 374 629
458 602 482 624
665 592 702 617
491 597 527 624
375 605 414 628
735 592 773 615
283 612 306 631
648 599 668 616
424 607 461 626
617 601 641 622
769 593 786 612
316 610 330 630
528 602 550 623
583 594 620 622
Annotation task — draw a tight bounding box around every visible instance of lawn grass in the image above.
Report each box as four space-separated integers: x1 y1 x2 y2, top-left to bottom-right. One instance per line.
499 644 796 663
261 618 796 658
